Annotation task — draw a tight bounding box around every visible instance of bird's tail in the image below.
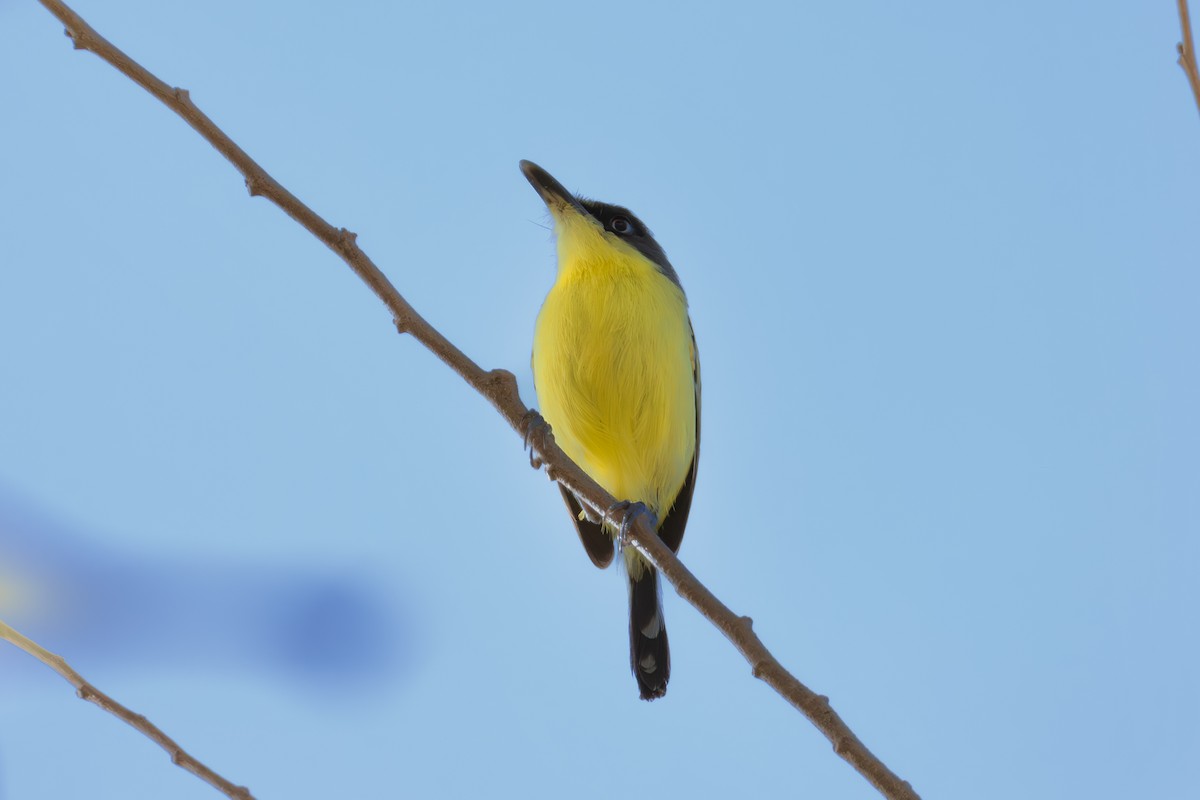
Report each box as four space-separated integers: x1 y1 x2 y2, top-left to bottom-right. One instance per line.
629 567 670 700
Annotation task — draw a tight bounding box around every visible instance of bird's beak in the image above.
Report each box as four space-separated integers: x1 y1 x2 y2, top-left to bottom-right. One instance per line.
520 160 589 220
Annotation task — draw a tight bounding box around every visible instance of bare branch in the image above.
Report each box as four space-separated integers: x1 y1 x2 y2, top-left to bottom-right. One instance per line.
1180 0 1200 116
30 1 920 798
0 619 254 800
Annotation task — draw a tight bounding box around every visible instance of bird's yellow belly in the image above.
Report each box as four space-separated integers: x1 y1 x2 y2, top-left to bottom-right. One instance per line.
533 265 696 520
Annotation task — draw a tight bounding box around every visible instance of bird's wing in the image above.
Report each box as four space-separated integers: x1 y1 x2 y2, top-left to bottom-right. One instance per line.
558 485 616 568
657 321 700 554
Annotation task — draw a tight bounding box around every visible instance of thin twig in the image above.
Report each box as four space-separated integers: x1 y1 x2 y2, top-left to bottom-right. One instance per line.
29 2 920 798
0 619 254 800
1180 0 1200 116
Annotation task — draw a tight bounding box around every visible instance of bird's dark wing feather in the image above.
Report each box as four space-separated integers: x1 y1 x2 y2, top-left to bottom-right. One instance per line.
558 485 615 568
657 323 700 554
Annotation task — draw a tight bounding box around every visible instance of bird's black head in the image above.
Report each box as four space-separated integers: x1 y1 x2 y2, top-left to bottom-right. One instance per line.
520 160 681 288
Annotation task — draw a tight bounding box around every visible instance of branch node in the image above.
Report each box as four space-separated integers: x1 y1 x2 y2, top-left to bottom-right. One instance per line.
740 615 754 629
244 176 261 197
64 27 87 49
482 369 518 404
393 315 409 335
337 227 358 251
173 87 191 105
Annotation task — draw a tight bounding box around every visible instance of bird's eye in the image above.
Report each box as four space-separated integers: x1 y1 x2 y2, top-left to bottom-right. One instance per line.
610 217 633 235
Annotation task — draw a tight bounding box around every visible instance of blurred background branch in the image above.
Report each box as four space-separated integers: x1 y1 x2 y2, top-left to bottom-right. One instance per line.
0 619 254 800
1179 1 1200 114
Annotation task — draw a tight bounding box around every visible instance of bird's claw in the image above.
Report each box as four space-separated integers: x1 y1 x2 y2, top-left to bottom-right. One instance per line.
604 500 657 550
522 410 554 470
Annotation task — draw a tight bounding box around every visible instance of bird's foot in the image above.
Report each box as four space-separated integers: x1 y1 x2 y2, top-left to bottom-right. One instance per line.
604 500 658 550
521 410 554 470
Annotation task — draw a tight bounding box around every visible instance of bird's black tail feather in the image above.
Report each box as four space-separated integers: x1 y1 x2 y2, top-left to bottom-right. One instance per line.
629 568 670 700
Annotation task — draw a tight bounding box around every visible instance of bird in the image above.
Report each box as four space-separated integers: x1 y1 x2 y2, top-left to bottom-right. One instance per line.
521 160 699 700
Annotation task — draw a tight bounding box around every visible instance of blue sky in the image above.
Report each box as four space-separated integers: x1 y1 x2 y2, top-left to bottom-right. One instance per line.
1 1 1197 798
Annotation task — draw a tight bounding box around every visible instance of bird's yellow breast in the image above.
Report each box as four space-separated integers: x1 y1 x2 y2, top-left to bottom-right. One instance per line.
532 242 696 521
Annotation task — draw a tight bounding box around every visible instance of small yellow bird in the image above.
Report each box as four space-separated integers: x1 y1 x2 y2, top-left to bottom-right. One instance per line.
522 161 699 700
